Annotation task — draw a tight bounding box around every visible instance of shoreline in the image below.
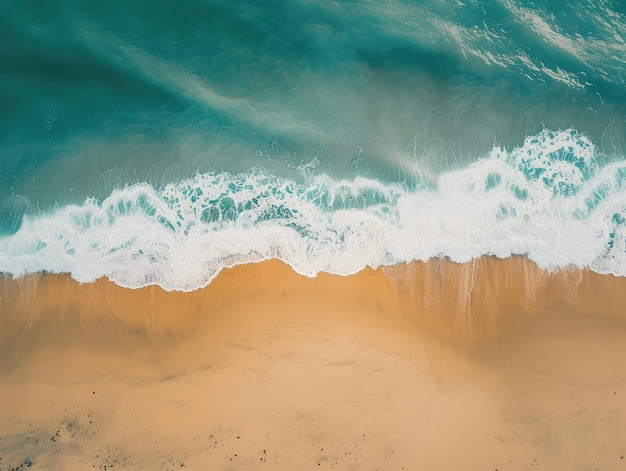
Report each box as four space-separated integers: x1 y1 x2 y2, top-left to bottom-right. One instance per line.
2 256 626 349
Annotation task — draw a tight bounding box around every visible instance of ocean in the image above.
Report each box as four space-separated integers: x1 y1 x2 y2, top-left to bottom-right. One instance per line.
1 0 625 290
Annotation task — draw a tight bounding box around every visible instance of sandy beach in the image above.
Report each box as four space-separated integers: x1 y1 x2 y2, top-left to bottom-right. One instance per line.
1 257 626 470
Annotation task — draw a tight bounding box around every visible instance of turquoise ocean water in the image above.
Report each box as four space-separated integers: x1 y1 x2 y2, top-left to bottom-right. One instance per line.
1 0 625 290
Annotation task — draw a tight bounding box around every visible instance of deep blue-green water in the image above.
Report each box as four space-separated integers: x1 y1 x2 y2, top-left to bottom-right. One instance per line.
1 0 625 290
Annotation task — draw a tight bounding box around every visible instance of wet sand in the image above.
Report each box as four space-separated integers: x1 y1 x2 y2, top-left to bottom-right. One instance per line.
1 257 626 470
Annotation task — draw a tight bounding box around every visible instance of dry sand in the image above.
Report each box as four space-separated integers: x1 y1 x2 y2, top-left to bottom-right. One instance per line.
1 257 626 470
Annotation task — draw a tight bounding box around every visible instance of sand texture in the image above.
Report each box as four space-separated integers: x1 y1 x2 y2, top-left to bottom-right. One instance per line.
1 257 626 470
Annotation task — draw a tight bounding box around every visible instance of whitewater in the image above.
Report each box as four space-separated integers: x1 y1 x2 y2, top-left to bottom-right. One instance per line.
1 128 624 291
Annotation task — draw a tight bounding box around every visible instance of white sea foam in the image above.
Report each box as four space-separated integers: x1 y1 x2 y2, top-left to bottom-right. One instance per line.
1 129 624 291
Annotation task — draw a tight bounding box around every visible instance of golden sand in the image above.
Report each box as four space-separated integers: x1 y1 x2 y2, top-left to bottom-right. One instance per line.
1 257 626 470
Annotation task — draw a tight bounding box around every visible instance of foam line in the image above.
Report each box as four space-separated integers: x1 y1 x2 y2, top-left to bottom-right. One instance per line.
0 129 624 291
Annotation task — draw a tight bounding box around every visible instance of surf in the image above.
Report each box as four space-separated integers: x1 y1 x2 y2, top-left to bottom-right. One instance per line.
0 129 623 291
